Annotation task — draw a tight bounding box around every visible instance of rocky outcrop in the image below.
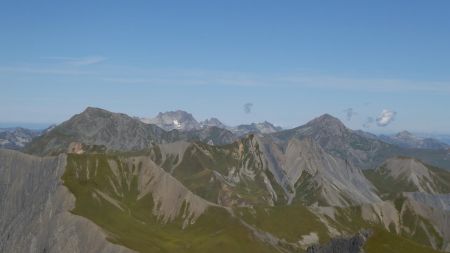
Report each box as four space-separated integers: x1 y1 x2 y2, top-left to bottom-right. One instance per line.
306 229 372 253
0 149 133 253
168 126 238 146
270 114 396 170
140 110 201 131
360 193 450 252
367 157 450 195
258 137 381 206
404 192 450 211
232 121 283 136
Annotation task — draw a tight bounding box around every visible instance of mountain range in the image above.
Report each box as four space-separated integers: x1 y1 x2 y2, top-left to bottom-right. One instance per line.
380 130 449 150
0 127 42 150
1 107 450 253
139 110 283 136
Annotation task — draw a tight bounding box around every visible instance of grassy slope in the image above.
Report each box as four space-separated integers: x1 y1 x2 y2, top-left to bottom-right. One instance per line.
169 139 286 206
238 204 330 243
62 153 276 253
365 227 441 253
330 205 443 253
364 162 450 199
62 153 443 253
364 168 418 199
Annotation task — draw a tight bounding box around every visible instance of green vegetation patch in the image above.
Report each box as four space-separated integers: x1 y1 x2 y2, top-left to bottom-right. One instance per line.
62 153 277 253
237 204 330 243
365 227 441 253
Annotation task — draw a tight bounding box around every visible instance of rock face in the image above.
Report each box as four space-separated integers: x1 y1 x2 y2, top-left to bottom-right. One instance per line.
306 230 372 253
148 135 284 207
167 126 238 146
366 157 450 196
140 110 201 131
404 192 450 211
200 117 228 129
380 131 449 150
24 107 170 155
380 157 438 193
271 114 397 170
0 149 133 253
259 137 381 206
232 121 283 136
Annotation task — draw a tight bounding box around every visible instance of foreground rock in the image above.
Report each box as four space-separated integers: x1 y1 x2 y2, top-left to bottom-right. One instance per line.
0 149 133 253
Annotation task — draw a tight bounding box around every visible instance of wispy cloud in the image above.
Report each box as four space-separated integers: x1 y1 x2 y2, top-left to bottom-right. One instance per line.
102 69 263 87
43 56 107 66
276 74 450 93
2 62 450 94
101 69 450 93
243 103 253 114
0 66 90 75
0 56 106 76
343 108 356 121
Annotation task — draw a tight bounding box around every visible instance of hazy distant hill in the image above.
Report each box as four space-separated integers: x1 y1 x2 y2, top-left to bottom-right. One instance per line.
0 127 42 150
380 130 449 150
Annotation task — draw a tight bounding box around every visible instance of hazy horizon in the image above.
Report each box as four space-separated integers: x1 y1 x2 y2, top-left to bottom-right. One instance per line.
1 106 450 136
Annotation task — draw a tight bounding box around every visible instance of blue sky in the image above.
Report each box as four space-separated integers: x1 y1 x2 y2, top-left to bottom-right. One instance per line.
1 1 450 133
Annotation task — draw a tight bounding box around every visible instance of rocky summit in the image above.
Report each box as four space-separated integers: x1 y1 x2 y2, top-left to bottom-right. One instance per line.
1 107 450 253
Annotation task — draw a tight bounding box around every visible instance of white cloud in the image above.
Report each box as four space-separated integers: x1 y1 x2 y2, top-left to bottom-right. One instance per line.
376 109 397 127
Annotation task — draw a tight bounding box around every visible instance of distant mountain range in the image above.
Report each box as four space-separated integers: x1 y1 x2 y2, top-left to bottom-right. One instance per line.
2 108 450 252
0 127 42 150
138 110 283 136
380 130 449 150
3 109 450 153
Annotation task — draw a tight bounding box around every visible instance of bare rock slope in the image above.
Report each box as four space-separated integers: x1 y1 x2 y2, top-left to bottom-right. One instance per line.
0 149 133 253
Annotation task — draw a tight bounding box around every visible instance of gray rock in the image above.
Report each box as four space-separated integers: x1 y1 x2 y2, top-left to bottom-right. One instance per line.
140 110 201 131
0 149 134 253
232 121 283 136
306 229 372 253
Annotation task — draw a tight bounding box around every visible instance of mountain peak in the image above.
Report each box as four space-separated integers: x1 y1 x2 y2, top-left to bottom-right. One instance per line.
82 106 106 113
395 130 414 138
200 117 227 129
80 107 117 118
310 113 341 123
141 110 200 131
305 114 346 132
234 121 282 135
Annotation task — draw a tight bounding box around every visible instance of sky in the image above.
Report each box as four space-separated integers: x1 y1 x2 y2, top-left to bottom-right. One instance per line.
1 1 450 133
